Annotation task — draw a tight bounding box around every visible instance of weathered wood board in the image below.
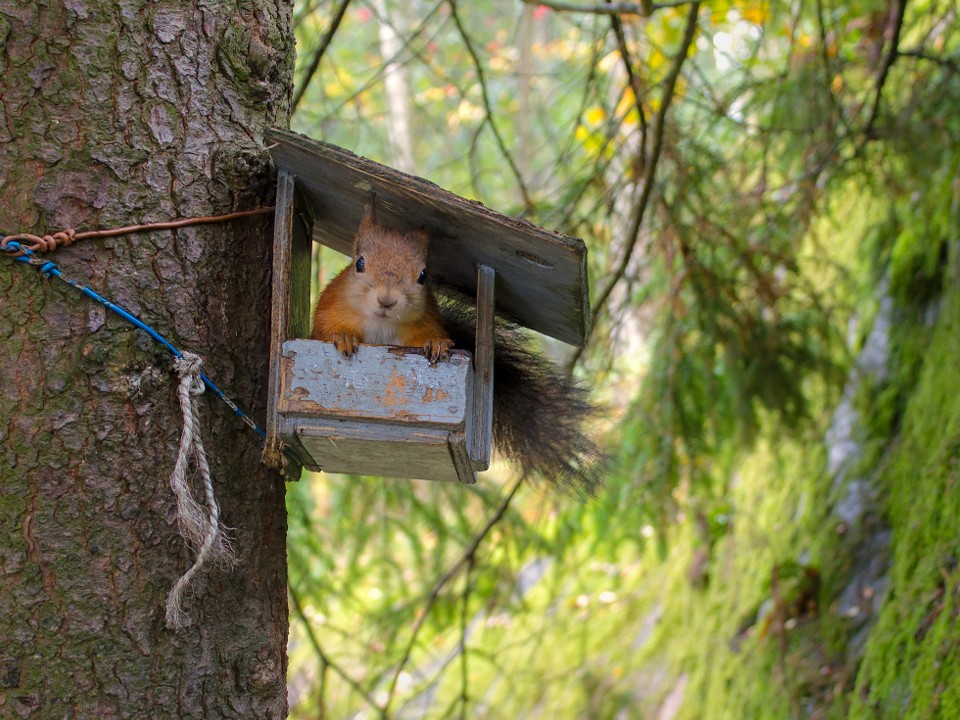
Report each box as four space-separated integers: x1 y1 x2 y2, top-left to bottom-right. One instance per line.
293 423 471 483
279 339 472 424
470 265 495 470
277 339 477 483
265 128 591 347
264 169 311 479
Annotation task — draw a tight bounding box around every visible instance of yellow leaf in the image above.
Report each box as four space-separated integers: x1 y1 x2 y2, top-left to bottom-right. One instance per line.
741 5 768 25
616 86 637 117
584 105 607 126
646 48 666 72
674 76 688 100
420 87 447 103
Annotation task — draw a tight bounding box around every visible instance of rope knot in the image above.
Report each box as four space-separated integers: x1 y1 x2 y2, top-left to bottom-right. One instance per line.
174 352 205 395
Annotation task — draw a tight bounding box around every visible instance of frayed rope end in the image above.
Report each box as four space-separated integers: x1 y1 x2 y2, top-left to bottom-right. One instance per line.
165 351 235 630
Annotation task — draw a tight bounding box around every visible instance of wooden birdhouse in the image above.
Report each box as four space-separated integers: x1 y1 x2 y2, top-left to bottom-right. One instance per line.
263 129 591 483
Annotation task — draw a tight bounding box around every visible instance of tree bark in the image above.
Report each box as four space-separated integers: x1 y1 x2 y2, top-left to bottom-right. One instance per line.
0 2 292 718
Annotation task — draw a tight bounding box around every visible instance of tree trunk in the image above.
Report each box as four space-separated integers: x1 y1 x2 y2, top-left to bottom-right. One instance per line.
0 2 292 718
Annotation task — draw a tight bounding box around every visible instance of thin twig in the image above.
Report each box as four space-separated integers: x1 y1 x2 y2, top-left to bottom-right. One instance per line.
570 2 700 368
381 476 524 717
293 0 325 29
554 26 612 226
592 2 699 319
458 556 474 720
523 0 697 17
863 0 907 139
610 11 648 175
316 1 448 121
293 0 354 112
898 48 960 74
448 0 534 211
468 116 487 200
814 0 854 139
288 584 382 712
558 88 635 231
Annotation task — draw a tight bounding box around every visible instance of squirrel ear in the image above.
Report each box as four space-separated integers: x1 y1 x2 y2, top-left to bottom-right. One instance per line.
359 200 377 234
354 200 377 255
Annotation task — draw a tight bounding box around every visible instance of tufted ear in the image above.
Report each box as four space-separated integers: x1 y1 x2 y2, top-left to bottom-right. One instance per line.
359 200 377 233
354 200 378 256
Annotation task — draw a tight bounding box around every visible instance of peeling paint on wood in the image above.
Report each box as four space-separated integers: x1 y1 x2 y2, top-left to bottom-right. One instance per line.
279 339 471 426
277 339 477 483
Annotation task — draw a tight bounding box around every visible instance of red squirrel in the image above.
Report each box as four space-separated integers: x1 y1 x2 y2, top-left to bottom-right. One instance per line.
312 202 452 364
312 201 604 495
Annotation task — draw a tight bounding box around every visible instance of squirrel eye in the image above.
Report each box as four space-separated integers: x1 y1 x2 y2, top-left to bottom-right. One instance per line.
355 256 365 273
417 268 427 285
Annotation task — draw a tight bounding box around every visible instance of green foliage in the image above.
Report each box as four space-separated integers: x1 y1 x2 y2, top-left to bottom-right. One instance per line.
285 0 960 716
849 263 960 719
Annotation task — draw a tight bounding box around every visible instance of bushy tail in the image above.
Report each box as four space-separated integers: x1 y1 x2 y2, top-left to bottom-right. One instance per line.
437 292 605 496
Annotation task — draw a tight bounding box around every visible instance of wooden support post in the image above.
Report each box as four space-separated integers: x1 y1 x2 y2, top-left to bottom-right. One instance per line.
263 169 305 479
471 264 495 470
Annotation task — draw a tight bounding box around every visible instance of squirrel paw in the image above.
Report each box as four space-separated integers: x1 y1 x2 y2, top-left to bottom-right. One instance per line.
423 338 452 365
333 333 360 357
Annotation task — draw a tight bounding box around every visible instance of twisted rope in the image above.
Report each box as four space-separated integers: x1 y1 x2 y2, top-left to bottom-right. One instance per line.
165 352 236 629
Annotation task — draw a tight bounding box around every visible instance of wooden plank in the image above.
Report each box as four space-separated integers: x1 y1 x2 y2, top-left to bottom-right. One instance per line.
449 431 477 484
263 169 302 477
272 419 315 468
470 265 495 470
295 421 462 482
279 339 472 428
289 184 313 339
265 128 591 347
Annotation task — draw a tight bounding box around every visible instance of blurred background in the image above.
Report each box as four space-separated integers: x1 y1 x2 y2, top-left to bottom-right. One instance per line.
285 1 960 717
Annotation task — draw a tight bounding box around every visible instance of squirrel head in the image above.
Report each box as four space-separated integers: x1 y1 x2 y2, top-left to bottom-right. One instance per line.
347 202 432 325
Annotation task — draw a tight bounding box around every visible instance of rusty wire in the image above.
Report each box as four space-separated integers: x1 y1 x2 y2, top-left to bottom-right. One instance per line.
0 207 275 257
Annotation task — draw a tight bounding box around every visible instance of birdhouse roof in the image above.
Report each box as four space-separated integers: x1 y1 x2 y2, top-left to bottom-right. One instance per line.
266 128 591 347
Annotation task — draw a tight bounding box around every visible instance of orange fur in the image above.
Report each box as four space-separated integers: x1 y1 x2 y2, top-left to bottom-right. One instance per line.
311 267 366 355
311 203 451 363
312 203 605 495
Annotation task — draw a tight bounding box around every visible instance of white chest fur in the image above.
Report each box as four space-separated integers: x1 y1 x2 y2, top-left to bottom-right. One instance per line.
364 318 404 345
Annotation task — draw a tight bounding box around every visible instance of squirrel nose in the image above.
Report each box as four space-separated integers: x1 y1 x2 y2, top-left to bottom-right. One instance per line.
378 295 397 310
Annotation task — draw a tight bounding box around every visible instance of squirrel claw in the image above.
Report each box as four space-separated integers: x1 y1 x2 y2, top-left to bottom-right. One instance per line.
333 334 360 357
424 338 452 365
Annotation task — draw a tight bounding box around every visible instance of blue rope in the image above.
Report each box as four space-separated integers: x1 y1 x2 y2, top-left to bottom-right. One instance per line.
2 239 268 440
